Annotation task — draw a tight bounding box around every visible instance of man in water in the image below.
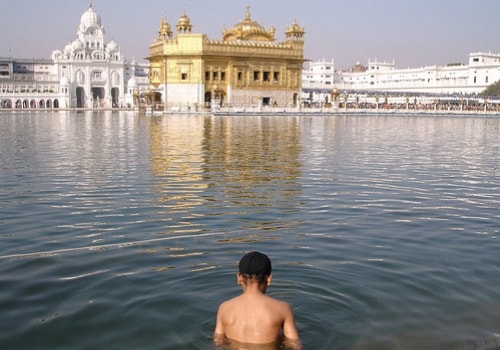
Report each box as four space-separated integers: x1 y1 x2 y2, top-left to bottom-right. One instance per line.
214 251 303 349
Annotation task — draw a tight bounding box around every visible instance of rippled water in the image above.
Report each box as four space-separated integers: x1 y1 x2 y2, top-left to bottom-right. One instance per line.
0 111 499 350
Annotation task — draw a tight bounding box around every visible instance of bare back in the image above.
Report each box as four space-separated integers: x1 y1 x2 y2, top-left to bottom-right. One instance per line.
214 292 300 346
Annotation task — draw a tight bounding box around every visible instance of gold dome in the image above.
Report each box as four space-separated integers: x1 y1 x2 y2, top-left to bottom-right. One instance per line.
177 11 192 33
158 16 173 39
285 19 305 41
177 12 191 27
222 7 275 42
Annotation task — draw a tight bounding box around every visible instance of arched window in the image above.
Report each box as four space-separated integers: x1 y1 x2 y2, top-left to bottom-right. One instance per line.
77 71 85 84
112 71 120 85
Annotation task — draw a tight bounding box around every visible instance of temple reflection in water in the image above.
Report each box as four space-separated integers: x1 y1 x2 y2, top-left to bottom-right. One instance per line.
148 115 303 234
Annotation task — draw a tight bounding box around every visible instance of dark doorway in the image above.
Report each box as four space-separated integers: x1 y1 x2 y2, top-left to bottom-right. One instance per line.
111 87 119 107
92 87 105 107
204 91 211 104
76 87 85 108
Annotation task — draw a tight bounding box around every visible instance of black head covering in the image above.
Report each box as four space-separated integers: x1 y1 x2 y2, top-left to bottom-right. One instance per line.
238 251 272 276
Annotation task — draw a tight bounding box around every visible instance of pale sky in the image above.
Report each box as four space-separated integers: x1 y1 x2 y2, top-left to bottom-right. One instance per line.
1 0 499 70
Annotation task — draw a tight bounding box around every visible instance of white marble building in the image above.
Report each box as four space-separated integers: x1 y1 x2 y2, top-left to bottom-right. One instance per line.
301 59 337 106
0 3 149 110
338 52 500 95
302 52 500 101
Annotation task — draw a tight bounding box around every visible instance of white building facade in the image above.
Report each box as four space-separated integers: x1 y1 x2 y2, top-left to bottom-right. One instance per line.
301 58 337 106
302 52 500 101
0 4 149 110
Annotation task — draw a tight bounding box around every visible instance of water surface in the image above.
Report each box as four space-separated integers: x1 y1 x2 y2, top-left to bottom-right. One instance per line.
0 111 499 349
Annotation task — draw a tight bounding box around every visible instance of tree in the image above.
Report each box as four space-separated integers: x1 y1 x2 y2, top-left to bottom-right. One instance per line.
481 79 500 96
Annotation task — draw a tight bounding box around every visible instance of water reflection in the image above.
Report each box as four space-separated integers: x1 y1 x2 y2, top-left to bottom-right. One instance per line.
1 112 499 350
148 115 304 234
149 115 208 211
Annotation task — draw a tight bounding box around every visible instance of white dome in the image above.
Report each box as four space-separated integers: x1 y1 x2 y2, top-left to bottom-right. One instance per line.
106 40 119 52
51 49 63 60
80 5 101 29
72 39 84 50
64 43 73 54
78 4 104 35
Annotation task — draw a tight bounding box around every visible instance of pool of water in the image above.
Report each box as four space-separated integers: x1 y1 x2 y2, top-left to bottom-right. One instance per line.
0 111 499 349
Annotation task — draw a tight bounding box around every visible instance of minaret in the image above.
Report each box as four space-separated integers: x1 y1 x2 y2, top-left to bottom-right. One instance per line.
286 18 305 42
158 16 173 39
176 10 192 34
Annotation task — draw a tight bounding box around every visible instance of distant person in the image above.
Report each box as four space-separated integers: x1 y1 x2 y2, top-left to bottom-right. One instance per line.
214 251 302 349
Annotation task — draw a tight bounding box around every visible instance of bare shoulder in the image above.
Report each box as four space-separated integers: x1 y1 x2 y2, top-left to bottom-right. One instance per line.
220 294 242 307
268 296 293 314
217 295 248 318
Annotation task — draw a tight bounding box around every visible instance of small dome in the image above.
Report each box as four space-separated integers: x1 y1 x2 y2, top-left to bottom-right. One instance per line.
78 3 104 35
176 11 192 33
158 16 173 39
285 19 305 40
223 7 274 42
72 39 84 50
107 39 119 52
177 12 191 27
80 4 101 29
51 49 63 60
286 19 305 35
64 43 72 54
161 17 171 32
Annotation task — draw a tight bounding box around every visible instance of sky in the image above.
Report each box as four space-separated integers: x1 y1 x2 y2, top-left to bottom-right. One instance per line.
1 0 499 70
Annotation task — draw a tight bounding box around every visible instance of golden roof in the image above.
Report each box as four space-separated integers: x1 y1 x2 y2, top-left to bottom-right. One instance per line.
158 16 173 39
177 11 191 27
176 10 192 33
222 7 275 42
286 19 305 36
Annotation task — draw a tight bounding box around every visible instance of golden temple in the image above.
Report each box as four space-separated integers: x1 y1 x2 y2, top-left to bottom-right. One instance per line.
148 7 305 111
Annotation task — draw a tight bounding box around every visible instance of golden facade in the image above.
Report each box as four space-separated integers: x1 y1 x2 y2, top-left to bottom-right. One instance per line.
148 8 305 110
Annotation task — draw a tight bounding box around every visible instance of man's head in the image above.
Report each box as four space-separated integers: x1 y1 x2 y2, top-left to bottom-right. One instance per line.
238 251 272 284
